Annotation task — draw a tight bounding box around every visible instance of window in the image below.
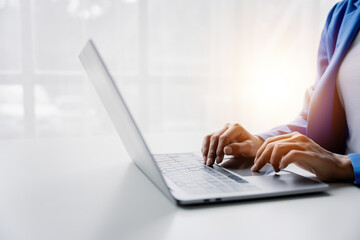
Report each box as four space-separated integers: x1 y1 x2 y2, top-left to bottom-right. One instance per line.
0 0 337 140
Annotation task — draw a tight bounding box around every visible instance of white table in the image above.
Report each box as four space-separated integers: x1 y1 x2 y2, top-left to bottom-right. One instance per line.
0 135 359 240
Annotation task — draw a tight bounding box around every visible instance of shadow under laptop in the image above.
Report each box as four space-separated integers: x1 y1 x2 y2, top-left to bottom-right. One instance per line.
96 162 177 240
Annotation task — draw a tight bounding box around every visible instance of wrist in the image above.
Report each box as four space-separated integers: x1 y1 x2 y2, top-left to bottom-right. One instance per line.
335 154 355 181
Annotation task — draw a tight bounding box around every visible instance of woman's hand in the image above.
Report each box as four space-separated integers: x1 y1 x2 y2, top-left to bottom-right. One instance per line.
252 132 355 182
201 123 264 166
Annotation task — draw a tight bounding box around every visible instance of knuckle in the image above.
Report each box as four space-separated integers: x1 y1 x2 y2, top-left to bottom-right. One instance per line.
202 138 209 146
233 123 243 131
219 135 227 142
290 131 300 137
202 142 209 149
208 151 216 156
273 143 284 152
296 134 307 141
288 150 300 158
265 142 274 150
280 156 288 165
210 135 219 141
265 137 274 144
273 143 280 151
204 134 212 140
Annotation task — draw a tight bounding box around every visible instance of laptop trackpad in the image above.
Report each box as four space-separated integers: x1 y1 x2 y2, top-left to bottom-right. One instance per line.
219 156 291 177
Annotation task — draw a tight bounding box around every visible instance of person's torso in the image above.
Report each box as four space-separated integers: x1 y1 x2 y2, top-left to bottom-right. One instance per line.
337 29 360 153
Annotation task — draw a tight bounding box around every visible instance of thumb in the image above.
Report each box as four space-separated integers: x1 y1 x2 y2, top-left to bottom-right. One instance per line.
224 142 252 156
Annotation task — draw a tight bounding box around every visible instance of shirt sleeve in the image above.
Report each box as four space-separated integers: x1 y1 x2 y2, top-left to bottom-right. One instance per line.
349 153 360 185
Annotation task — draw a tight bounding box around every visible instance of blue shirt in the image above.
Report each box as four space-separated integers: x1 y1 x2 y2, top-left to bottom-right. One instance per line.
258 0 360 184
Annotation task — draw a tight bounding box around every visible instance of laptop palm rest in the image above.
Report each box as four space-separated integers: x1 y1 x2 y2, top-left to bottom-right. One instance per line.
220 156 324 192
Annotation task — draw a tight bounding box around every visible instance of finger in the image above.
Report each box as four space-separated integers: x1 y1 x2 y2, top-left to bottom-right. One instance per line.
206 126 229 166
268 143 304 172
224 141 253 157
252 142 276 172
201 133 214 163
279 150 311 170
207 134 220 166
255 132 296 160
215 126 243 163
252 139 301 172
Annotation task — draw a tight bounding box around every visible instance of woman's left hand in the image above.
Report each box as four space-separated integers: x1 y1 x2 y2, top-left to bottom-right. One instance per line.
251 132 354 182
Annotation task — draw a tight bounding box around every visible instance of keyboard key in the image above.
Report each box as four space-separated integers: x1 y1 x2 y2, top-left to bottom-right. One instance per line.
154 153 258 195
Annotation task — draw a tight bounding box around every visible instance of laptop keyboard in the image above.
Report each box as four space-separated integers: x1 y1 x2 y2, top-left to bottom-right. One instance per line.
154 153 258 195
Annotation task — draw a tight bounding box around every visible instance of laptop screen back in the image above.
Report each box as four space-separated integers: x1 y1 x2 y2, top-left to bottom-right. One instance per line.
79 40 174 202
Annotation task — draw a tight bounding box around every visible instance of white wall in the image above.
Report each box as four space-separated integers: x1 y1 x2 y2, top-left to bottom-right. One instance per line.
0 0 338 142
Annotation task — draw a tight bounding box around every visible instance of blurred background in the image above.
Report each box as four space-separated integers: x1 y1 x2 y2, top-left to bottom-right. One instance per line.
0 0 338 150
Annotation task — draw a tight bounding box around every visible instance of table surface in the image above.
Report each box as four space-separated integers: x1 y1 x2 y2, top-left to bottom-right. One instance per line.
0 134 359 240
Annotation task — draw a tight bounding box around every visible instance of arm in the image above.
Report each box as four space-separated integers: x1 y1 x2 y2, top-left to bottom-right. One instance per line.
252 2 357 183
251 132 354 182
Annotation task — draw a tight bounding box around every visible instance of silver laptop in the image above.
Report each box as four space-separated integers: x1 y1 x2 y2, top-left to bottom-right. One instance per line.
79 40 328 206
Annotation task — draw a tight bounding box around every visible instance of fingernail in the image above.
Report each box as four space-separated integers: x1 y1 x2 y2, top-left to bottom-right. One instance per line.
215 156 219 163
251 164 257 171
207 158 212 166
279 163 283 169
203 156 207 163
224 147 232 155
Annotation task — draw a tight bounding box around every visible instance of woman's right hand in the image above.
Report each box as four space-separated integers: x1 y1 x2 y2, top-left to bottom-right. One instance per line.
201 123 264 166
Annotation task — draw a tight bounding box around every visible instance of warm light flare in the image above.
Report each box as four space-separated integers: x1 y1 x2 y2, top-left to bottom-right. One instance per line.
237 53 315 133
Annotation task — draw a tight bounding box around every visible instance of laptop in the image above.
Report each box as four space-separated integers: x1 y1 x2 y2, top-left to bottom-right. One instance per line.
79 40 328 206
